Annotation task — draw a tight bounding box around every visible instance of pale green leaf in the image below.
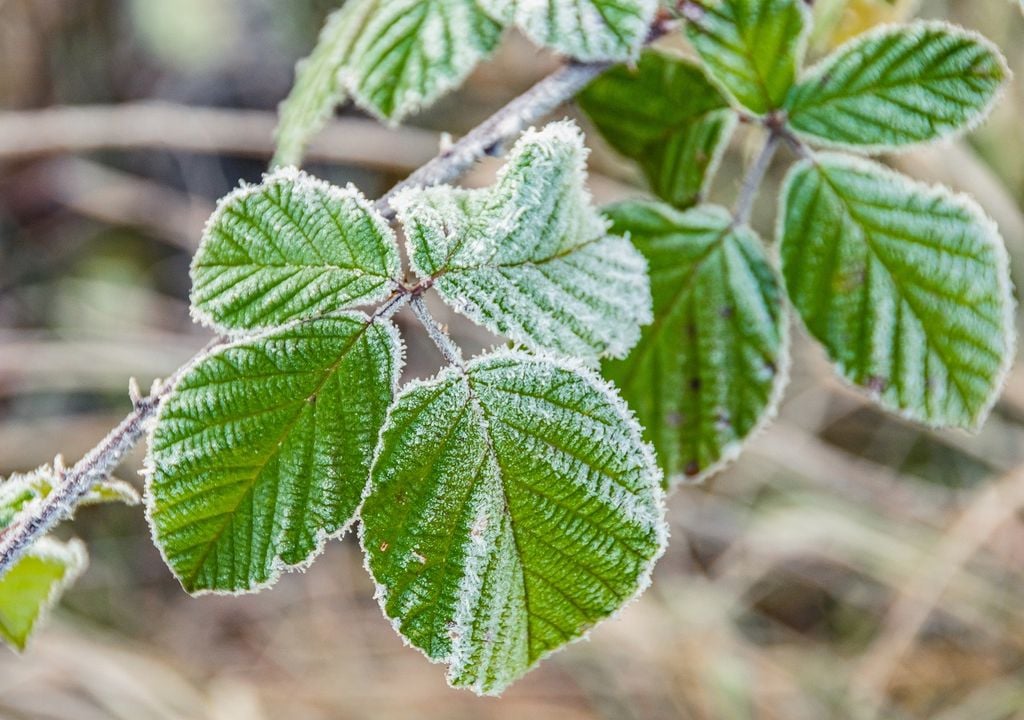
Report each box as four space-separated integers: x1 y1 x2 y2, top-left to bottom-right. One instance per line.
0 538 87 652
272 0 377 167
147 314 402 594
361 350 666 695
191 168 400 334
779 153 1015 429
481 0 656 61
785 22 1008 152
579 50 736 209
603 202 787 486
343 0 504 122
684 0 809 115
396 121 651 361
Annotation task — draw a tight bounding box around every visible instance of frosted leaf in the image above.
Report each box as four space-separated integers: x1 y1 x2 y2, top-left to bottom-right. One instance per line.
785 22 1008 153
579 50 735 209
684 0 809 115
191 168 401 334
0 466 138 530
396 121 651 361
146 314 402 594
481 0 657 61
779 153 1015 429
0 537 87 652
272 0 378 167
343 0 504 122
361 349 667 695
604 202 788 487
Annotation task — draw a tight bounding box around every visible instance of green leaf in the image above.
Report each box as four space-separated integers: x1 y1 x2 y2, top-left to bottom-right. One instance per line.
343 0 504 122
603 202 788 486
396 121 651 361
785 22 1008 152
0 538 87 652
190 168 400 334
481 0 656 61
684 0 809 115
579 50 736 209
147 314 402 594
272 0 378 167
361 350 666 695
779 153 1015 429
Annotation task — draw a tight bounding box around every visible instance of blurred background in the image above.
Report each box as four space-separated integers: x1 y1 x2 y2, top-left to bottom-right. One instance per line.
1 1 1024 718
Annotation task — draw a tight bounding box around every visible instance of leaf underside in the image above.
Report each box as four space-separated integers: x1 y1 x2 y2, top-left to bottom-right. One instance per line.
344 0 504 122
780 153 1015 428
684 0 809 115
361 350 666 695
147 314 401 594
579 50 735 209
191 168 400 333
481 0 657 61
272 0 378 167
786 22 1007 151
0 538 87 652
604 202 787 486
396 121 651 362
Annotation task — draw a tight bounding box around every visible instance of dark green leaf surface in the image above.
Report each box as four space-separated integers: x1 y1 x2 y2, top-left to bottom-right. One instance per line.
780 153 1015 428
684 0 809 115
362 350 666 695
604 202 788 486
147 314 402 594
786 22 1007 151
579 51 735 209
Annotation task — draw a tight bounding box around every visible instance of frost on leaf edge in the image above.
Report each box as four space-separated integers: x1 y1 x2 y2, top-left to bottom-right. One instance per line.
188 166 401 337
143 311 406 597
775 151 1017 432
784 20 1011 156
356 346 670 696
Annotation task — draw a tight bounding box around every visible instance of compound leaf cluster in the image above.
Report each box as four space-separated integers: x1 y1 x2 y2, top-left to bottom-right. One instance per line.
146 120 666 693
587 0 1014 480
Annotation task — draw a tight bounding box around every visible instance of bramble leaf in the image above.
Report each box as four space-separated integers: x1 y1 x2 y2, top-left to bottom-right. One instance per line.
579 51 736 209
343 0 504 122
480 0 657 61
0 538 87 652
603 202 787 486
786 22 1007 152
396 121 651 361
272 0 377 167
683 0 809 115
147 314 402 594
191 169 400 334
361 350 666 695
780 153 1015 429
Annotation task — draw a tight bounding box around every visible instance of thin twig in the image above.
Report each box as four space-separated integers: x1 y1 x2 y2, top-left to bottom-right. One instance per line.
410 297 464 368
0 103 440 172
732 130 781 226
0 52 623 578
